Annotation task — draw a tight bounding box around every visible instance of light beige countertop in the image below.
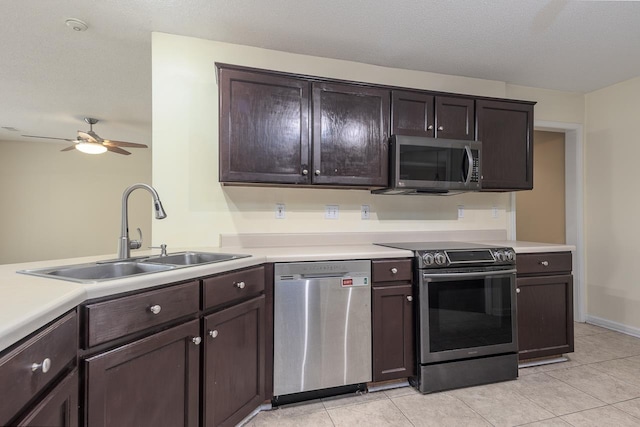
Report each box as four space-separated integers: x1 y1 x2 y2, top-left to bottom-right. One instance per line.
0 238 573 353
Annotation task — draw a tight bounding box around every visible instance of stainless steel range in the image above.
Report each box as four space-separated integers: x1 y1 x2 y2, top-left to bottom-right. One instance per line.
377 242 518 393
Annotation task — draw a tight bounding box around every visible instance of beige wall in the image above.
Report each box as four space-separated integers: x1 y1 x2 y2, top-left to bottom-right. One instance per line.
0 140 152 264
516 131 566 244
151 33 515 248
506 84 585 124
585 75 640 331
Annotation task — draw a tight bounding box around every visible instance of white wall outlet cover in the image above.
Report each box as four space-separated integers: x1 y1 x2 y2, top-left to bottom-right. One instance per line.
275 203 286 219
325 205 339 219
492 206 499 218
457 205 464 218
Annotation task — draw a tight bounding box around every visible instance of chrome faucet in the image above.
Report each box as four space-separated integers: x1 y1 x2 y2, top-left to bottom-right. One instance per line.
118 183 167 259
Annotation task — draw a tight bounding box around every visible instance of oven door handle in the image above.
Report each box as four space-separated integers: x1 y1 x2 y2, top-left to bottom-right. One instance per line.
422 269 517 280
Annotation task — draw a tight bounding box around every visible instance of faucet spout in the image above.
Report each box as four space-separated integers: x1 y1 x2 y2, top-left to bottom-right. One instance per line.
118 183 167 259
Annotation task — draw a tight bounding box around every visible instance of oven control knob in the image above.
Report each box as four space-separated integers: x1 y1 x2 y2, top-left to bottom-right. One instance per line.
506 250 516 261
422 252 435 266
494 250 506 262
434 252 447 265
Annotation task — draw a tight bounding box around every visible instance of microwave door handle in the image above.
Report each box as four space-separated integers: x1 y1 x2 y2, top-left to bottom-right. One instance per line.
464 146 473 185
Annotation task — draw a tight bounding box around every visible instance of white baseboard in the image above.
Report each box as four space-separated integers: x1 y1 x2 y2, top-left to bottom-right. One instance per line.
586 315 640 339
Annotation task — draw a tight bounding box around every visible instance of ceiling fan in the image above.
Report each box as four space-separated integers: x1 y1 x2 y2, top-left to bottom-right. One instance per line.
21 117 148 155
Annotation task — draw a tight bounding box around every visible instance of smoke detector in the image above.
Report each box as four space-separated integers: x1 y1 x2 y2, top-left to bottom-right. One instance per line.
65 18 88 32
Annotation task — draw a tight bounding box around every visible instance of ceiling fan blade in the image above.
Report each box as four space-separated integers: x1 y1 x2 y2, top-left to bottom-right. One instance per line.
22 134 76 142
103 140 148 148
61 144 77 152
106 145 131 155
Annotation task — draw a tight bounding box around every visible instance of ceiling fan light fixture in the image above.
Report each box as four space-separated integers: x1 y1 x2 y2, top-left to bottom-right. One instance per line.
75 141 107 154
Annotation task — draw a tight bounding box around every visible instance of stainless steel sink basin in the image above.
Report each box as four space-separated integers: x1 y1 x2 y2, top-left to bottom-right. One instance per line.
18 251 251 283
143 251 250 266
18 261 176 283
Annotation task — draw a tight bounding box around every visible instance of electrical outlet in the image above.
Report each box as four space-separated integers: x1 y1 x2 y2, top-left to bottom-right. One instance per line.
361 205 370 220
275 203 286 219
325 205 339 219
457 205 465 219
492 206 499 218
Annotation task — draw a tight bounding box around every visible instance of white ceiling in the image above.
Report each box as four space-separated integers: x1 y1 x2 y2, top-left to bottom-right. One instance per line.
2 0 640 145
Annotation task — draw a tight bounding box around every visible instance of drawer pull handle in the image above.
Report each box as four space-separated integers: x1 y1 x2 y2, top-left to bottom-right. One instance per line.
406 295 413 302
192 336 202 345
516 288 521 294
235 281 246 289
540 261 549 266
390 267 398 275
31 358 51 374
209 330 219 338
149 304 162 315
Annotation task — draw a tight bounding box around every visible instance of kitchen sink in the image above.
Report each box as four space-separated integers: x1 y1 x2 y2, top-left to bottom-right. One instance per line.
19 261 176 283
143 251 250 266
18 251 252 284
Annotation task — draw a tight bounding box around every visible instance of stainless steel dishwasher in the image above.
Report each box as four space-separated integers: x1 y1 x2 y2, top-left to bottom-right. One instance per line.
273 260 372 399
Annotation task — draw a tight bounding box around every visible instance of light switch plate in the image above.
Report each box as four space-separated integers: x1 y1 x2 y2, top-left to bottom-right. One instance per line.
275 203 286 219
361 205 370 220
325 205 339 219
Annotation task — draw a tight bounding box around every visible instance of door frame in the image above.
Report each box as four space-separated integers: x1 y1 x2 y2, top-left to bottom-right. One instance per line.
509 120 585 322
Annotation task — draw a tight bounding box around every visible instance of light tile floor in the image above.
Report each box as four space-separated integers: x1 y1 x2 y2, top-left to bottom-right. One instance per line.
245 323 640 426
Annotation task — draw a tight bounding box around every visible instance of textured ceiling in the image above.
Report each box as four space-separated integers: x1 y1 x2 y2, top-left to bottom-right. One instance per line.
1 0 640 145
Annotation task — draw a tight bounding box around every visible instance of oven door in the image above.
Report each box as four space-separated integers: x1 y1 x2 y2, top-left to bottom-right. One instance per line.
418 269 517 364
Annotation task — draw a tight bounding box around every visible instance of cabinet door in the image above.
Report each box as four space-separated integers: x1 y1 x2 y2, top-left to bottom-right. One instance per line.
219 68 310 184
16 369 78 427
517 275 574 360
372 285 415 382
203 295 265 427
476 100 534 190
391 90 434 137
312 82 390 187
435 96 475 140
84 320 200 427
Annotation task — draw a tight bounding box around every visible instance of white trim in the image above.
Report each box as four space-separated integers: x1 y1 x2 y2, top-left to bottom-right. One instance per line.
511 120 585 322
586 315 640 339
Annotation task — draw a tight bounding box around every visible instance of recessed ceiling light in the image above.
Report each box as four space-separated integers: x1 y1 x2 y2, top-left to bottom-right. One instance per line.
65 18 88 32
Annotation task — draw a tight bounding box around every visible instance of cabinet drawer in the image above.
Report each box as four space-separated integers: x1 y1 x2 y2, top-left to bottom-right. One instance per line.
517 252 572 276
203 266 265 310
83 280 199 347
0 310 77 426
372 259 413 283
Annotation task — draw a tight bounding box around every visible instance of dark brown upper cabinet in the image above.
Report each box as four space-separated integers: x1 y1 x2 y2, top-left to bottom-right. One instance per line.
477 100 534 190
312 82 390 187
392 91 474 140
218 67 310 185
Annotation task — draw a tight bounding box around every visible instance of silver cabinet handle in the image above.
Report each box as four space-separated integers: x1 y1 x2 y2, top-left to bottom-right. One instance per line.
31 358 51 373
235 281 246 289
315 170 321 176
427 125 434 130
209 330 218 338
437 126 444 131
302 169 308 176
192 336 202 345
406 295 413 302
149 304 162 315
516 288 521 294
390 267 398 275
540 261 549 266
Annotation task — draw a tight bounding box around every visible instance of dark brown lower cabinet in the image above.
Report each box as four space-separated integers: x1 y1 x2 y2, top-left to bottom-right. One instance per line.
203 295 266 427
517 274 574 360
84 319 200 427
372 284 415 382
16 369 78 427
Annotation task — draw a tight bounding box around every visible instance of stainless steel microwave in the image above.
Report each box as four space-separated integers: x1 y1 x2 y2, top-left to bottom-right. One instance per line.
375 135 482 195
